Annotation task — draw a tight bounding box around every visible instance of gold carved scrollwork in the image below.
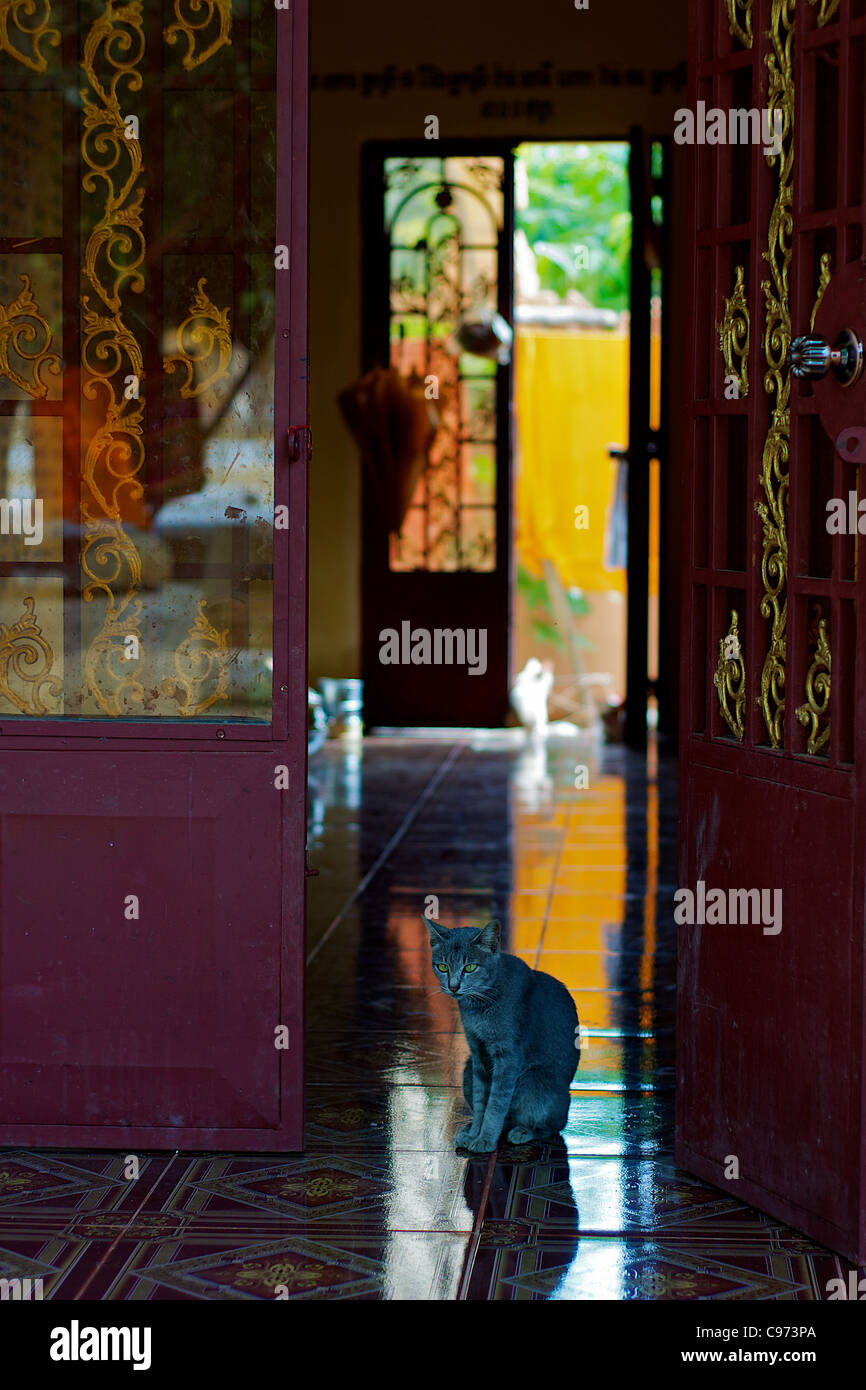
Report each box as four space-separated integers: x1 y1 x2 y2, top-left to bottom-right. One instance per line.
0 0 60 71
796 616 830 756
810 252 832 331
808 0 841 25
755 0 794 749
163 278 232 398
164 0 232 71
79 0 146 717
725 0 753 48
714 611 746 742
0 275 61 398
161 600 230 717
719 265 749 398
0 597 61 715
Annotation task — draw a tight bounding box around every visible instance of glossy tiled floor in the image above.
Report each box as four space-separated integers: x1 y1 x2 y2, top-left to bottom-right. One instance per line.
0 732 861 1299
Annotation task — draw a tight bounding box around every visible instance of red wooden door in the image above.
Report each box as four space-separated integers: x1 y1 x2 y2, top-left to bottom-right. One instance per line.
360 144 514 728
0 0 308 1150
678 0 866 1259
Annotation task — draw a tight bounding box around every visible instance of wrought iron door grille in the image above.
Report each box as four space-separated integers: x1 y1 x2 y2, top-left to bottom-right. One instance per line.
385 155 504 572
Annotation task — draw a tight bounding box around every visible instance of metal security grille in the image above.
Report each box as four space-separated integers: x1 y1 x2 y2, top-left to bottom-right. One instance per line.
385 155 505 573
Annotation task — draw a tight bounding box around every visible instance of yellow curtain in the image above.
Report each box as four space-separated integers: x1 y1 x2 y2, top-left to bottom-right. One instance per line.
514 329 659 598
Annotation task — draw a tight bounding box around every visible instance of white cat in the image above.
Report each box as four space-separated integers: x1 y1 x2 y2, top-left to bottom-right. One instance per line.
510 657 554 735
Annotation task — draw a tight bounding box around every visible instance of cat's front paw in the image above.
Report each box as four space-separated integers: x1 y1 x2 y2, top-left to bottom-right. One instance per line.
506 1126 536 1145
457 1132 496 1154
455 1124 477 1147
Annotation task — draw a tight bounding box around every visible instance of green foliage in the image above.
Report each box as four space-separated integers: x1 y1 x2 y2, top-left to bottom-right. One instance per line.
516 563 551 615
517 564 591 649
516 142 631 312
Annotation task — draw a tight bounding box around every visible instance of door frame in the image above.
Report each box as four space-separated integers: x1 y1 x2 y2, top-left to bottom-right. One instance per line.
359 138 515 728
0 0 310 1152
359 133 668 737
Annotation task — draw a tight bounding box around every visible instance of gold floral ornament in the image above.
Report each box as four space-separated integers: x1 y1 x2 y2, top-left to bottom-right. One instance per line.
233 1259 324 1292
714 610 746 742
163 279 232 399
79 0 147 717
164 0 231 71
0 597 61 716
0 275 61 399
725 0 753 48
161 600 230 717
808 0 841 25
0 1164 34 1192
0 0 60 71
810 252 831 331
82 558 145 718
796 615 830 757
756 0 794 750
719 265 749 399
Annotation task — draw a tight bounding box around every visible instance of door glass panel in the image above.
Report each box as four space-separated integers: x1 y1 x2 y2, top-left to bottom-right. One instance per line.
385 156 504 573
0 2 276 721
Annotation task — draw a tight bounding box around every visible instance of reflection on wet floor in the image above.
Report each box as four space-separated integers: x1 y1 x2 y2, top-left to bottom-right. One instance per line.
302 733 858 1300
0 733 858 1298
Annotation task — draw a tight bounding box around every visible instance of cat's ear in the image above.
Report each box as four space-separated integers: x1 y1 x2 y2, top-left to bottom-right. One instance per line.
475 919 501 953
422 915 448 943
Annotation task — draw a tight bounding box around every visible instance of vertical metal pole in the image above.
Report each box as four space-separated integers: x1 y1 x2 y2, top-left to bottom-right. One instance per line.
626 127 651 751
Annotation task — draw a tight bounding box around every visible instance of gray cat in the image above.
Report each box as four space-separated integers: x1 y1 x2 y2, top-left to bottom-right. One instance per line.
424 916 579 1153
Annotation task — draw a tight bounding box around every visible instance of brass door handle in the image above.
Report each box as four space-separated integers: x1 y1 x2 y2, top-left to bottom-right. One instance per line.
788 329 864 386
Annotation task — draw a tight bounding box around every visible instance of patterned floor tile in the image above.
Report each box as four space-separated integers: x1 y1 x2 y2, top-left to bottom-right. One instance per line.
0 1151 128 1209
183 1151 475 1232
130 1230 469 1300
480 1157 762 1234
304 1086 466 1151
304 1030 468 1087
2 738 832 1301
465 1238 814 1300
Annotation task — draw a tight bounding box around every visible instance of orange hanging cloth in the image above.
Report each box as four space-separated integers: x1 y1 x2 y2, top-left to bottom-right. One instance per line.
338 366 438 533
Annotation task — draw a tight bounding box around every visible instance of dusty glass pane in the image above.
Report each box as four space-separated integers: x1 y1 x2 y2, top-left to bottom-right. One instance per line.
0 414 63 562
0 94 63 240
0 0 276 723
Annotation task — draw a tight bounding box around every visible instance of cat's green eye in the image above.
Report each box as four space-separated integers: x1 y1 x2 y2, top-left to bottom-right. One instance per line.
435 962 448 972
464 963 478 973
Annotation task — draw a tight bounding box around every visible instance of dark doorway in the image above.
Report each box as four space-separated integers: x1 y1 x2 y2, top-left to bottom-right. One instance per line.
359 135 667 739
360 142 515 728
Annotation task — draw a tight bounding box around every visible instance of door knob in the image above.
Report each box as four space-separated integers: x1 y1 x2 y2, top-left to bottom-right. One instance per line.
788 329 864 386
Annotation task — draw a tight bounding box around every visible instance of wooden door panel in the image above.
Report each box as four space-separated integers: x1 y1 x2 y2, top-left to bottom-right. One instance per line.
362 574 506 726
0 751 295 1141
679 0 866 1260
361 145 514 728
678 765 857 1243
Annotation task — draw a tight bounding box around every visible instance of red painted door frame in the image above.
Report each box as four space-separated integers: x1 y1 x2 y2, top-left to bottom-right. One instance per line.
360 140 515 729
0 1 309 1151
677 0 866 1260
